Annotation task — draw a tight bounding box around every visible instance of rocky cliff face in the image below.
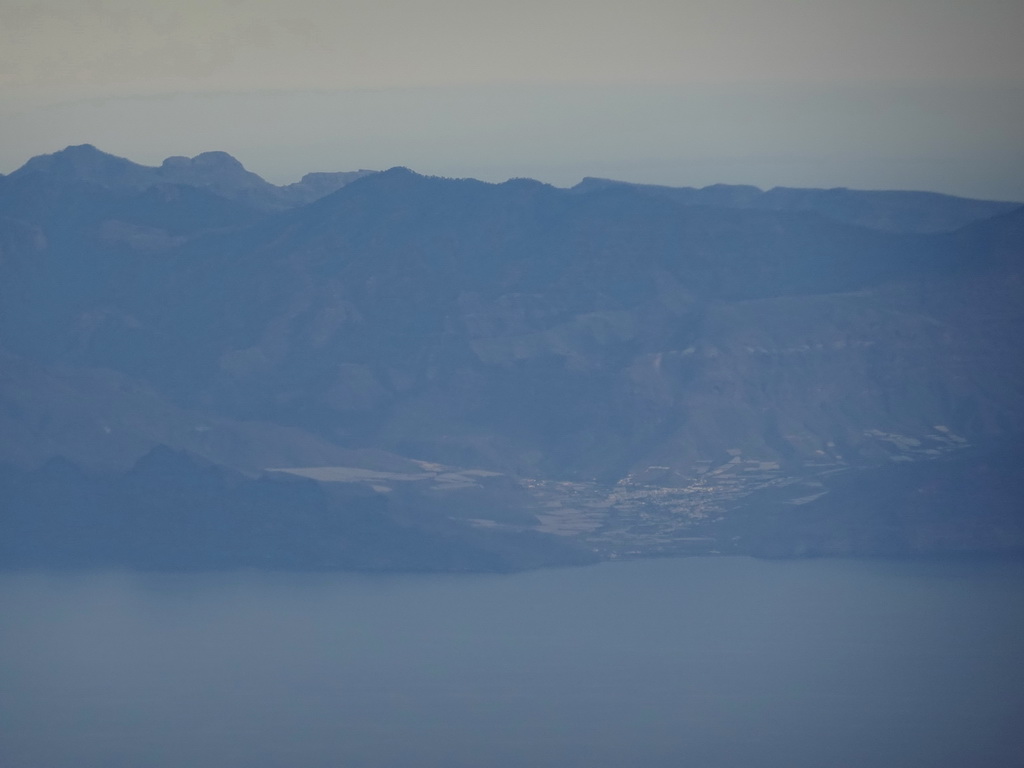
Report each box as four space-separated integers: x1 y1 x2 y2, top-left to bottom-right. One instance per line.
2 147 1022 568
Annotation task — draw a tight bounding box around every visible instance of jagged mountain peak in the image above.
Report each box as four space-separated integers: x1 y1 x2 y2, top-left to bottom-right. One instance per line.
12 144 151 187
498 177 553 191
160 151 246 172
187 150 244 168
154 150 269 200
18 143 126 169
24 143 110 163
303 165 483 207
10 146 373 211
12 145 258 193
2 146 1024 565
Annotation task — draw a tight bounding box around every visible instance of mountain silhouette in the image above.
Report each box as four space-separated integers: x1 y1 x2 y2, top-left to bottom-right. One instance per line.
2 147 1022 568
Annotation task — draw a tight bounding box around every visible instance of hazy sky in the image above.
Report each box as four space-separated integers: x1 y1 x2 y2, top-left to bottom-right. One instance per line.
1 0 1022 198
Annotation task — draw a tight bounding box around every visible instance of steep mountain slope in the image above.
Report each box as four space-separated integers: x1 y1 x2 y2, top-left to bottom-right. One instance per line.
2 148 1022 567
64 169 1016 477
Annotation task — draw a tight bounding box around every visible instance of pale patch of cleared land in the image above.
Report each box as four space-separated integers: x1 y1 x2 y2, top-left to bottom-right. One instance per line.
267 426 971 557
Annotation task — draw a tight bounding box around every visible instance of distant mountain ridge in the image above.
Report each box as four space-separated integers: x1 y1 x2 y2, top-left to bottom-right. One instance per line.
1 146 1022 569
9 144 1020 228
8 144 376 211
572 177 1021 233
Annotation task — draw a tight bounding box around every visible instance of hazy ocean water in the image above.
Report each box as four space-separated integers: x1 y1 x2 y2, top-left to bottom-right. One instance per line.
2 556 1023 768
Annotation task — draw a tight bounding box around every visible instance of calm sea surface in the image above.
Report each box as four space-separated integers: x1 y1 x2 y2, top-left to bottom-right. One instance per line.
2 556 1023 768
